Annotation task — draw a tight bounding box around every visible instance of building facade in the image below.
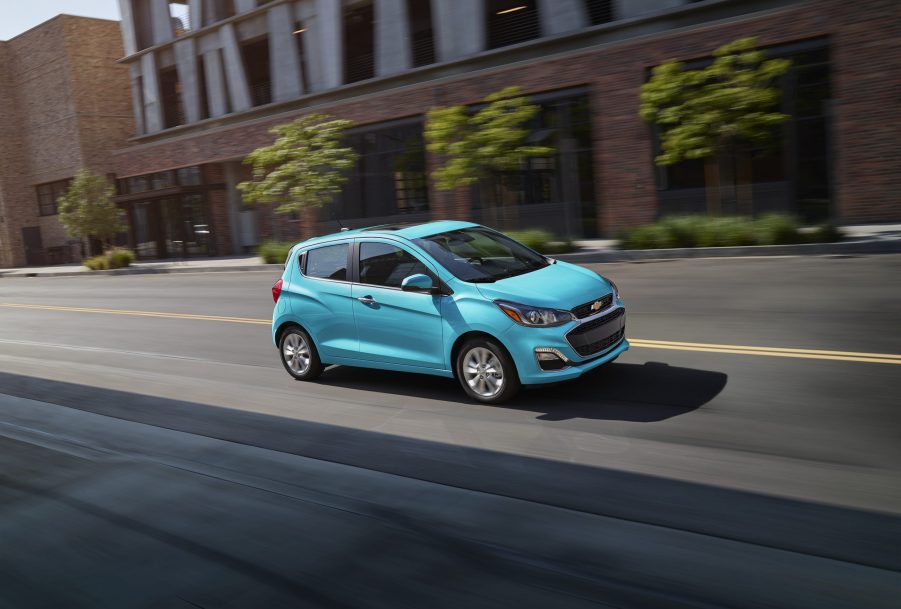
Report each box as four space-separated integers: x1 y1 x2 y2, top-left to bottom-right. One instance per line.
0 16 134 268
111 0 900 258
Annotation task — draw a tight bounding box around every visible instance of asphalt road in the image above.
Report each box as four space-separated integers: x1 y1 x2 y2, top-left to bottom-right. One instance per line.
1 255 900 608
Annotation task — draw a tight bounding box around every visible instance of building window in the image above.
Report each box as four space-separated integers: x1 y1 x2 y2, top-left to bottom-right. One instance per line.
177 166 203 186
159 66 185 129
240 37 272 106
35 179 72 216
132 0 154 50
333 122 429 220
487 0 540 50
344 1 375 83
654 40 832 222
585 0 614 25
293 21 311 92
408 0 435 67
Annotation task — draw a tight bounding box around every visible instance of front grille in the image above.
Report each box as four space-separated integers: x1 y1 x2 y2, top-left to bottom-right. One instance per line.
573 328 625 357
571 293 613 319
568 307 624 336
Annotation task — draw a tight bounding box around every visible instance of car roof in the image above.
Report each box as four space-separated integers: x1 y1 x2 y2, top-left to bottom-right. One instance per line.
295 220 480 247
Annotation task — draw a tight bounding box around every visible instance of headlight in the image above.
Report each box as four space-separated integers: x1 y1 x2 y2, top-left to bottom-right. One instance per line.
598 275 621 300
495 300 575 327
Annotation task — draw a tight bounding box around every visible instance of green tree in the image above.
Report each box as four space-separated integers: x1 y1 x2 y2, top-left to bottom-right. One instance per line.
425 86 554 223
640 37 792 215
58 169 126 253
238 113 358 216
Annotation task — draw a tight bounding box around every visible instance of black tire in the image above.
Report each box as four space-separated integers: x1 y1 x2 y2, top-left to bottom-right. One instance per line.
278 326 324 381
455 337 521 404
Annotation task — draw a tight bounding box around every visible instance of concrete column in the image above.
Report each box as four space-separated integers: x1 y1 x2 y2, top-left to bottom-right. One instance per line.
268 3 304 101
174 38 202 123
219 23 253 112
235 0 256 13
118 0 138 55
203 49 229 117
140 52 164 133
375 0 412 76
615 0 682 20
315 0 343 89
188 0 203 31
431 0 485 62
128 64 145 134
538 0 588 35
151 0 174 45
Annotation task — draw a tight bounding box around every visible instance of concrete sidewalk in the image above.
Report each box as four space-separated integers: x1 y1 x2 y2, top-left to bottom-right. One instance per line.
2 223 899 278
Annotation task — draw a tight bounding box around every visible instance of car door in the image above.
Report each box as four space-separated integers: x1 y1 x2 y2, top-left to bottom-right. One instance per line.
296 241 358 359
351 239 445 369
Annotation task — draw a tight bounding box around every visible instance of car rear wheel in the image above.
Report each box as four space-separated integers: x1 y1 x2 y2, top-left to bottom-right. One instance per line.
456 338 520 404
279 327 323 381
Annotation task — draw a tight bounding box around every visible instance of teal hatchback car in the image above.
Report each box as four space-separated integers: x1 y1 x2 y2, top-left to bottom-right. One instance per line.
271 221 627 403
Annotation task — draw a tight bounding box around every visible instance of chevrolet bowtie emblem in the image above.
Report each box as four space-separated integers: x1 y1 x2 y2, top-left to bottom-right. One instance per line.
591 300 603 311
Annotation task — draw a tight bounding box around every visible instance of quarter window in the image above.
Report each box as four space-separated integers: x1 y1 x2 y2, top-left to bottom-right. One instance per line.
305 243 348 280
359 242 429 288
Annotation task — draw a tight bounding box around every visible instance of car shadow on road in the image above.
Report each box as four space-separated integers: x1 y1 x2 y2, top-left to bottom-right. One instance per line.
319 361 727 423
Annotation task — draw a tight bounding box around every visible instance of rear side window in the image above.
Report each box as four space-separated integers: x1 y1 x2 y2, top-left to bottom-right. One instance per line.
359 242 430 288
304 243 348 281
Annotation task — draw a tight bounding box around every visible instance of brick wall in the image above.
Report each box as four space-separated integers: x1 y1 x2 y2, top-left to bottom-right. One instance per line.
112 0 901 239
0 16 133 267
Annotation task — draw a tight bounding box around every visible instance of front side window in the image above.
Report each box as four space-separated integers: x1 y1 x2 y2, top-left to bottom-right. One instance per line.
359 242 429 288
304 243 348 281
414 228 548 283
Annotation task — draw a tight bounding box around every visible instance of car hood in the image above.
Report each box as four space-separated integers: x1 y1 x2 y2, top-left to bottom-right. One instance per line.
474 261 613 310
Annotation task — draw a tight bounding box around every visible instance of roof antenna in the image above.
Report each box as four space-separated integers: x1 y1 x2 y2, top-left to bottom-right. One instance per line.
332 205 349 232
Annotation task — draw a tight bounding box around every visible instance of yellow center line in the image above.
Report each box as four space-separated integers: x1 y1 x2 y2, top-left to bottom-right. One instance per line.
2 302 899 365
0 303 270 325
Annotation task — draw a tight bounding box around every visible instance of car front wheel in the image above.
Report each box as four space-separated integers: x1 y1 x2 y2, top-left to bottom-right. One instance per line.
456 338 520 404
279 327 323 381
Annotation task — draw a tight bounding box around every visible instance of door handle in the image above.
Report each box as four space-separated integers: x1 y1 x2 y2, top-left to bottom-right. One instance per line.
357 295 376 305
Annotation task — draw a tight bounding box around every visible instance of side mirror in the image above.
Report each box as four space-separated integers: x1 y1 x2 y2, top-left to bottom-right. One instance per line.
401 273 434 292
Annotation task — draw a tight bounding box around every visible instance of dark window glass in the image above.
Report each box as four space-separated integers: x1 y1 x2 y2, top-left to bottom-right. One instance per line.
294 21 311 93
177 166 203 186
241 37 271 106
305 243 348 280
408 0 435 67
344 2 374 83
414 228 549 283
35 179 72 216
585 0 614 25
159 66 184 128
359 242 429 288
487 0 540 50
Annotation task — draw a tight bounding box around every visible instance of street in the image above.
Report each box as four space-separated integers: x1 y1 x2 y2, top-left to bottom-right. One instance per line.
1 255 900 608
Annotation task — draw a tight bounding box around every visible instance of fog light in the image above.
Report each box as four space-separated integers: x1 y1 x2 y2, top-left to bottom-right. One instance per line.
535 348 569 371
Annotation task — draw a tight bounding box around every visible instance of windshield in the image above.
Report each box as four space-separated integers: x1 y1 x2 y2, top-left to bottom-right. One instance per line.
413 228 549 283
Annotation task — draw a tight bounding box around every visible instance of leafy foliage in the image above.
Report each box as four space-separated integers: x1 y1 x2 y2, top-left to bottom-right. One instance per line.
83 248 135 270
640 37 792 166
258 240 294 264
425 87 555 190
505 229 576 254
618 214 845 249
57 170 126 247
238 114 358 215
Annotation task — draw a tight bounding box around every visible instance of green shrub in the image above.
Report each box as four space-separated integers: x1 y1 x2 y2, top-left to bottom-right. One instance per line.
505 229 576 254
619 214 811 249
82 247 135 270
258 240 294 264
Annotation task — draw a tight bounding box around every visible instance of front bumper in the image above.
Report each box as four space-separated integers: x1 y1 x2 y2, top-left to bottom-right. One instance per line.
501 303 628 385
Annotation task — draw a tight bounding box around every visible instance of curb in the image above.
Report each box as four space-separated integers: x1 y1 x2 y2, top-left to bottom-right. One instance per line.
556 238 901 264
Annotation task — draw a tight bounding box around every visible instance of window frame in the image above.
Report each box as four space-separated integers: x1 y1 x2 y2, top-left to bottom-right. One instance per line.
35 179 72 217
354 238 437 291
299 241 352 283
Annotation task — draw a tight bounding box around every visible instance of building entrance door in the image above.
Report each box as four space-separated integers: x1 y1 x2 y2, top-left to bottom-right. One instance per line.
21 226 45 266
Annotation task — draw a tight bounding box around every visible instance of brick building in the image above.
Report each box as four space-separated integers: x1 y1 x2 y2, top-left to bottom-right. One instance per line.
0 16 134 267
111 0 900 259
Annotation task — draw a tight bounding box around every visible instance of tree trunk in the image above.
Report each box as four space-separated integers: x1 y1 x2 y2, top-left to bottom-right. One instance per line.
704 157 721 216
736 142 754 216
719 141 737 215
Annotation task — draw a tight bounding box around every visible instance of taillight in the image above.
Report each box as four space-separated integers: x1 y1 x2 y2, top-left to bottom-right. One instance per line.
272 278 283 303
